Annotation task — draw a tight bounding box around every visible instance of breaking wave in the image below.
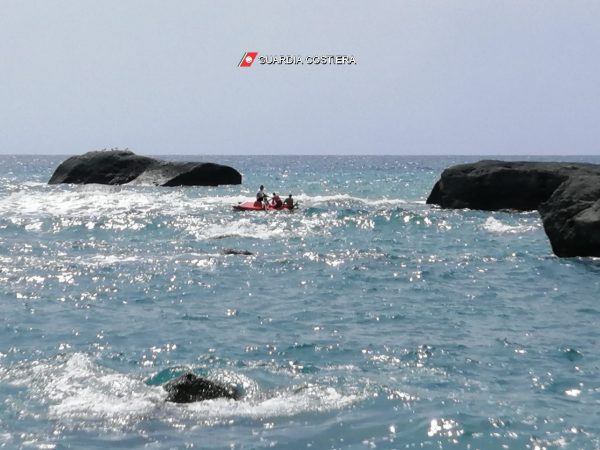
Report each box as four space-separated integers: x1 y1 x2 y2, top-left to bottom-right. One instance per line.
0 353 370 432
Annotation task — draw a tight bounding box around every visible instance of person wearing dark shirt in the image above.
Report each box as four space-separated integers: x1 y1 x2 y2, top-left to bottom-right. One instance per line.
284 194 295 209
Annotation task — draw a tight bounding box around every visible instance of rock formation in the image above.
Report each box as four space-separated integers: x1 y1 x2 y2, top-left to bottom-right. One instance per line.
426 160 600 257
48 150 242 186
222 249 254 256
163 372 240 403
539 176 600 257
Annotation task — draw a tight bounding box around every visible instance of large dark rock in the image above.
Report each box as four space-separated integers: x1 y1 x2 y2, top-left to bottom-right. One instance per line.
48 150 242 186
427 160 600 257
426 160 600 211
539 176 600 257
163 372 240 403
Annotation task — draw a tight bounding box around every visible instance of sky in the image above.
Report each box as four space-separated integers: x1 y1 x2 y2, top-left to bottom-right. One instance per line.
1 1 599 155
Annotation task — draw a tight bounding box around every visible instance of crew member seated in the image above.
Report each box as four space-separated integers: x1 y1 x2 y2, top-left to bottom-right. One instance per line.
271 192 283 208
284 194 295 209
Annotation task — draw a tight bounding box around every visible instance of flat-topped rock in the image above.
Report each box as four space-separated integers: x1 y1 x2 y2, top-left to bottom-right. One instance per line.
48 150 242 186
426 160 600 257
426 160 600 211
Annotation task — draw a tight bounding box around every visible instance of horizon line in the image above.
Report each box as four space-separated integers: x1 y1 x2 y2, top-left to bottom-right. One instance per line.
2 153 600 157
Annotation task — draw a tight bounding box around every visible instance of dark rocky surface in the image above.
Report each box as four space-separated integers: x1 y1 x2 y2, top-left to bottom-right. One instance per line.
48 150 242 186
222 249 254 256
163 372 240 403
539 176 600 257
427 160 600 257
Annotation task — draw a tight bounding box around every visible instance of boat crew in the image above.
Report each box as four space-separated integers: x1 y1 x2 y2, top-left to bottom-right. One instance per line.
256 185 268 206
284 194 295 209
271 192 283 208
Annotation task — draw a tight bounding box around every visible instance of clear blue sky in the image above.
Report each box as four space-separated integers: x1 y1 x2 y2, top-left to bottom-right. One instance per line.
1 1 599 155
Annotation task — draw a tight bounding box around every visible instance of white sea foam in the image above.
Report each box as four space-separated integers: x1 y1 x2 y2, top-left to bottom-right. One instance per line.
1 190 129 217
189 218 288 241
10 353 163 425
0 186 416 222
0 187 190 218
179 213 332 241
1 353 368 431
482 217 539 234
187 193 411 210
0 185 424 244
184 384 363 420
85 255 141 266
292 193 410 208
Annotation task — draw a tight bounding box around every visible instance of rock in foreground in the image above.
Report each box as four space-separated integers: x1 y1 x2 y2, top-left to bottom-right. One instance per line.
163 372 240 403
48 150 242 186
426 160 600 257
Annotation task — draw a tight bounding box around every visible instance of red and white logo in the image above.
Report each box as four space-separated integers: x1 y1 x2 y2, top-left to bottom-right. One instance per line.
239 52 258 67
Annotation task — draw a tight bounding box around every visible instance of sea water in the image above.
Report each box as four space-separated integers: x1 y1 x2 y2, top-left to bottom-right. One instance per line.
1 155 599 449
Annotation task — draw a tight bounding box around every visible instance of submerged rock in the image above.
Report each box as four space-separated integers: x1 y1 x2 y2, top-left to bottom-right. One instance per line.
426 160 600 257
222 249 254 256
163 372 240 403
48 149 242 186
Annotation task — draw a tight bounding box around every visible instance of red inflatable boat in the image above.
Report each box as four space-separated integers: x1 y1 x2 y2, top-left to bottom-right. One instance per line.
233 201 293 211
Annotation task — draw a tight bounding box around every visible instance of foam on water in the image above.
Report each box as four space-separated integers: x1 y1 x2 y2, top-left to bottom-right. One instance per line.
1 354 163 426
0 353 370 433
296 193 411 208
482 216 540 234
0 187 412 221
184 383 365 422
183 217 293 241
0 186 168 218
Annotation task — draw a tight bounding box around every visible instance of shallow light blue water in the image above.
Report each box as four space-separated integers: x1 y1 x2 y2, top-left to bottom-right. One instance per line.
1 155 600 449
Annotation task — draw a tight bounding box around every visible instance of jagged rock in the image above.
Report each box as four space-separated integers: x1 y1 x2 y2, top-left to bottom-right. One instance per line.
48 150 242 186
163 372 240 403
427 160 600 257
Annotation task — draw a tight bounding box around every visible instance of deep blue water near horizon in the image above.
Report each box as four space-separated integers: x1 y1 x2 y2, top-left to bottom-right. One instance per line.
1 154 600 449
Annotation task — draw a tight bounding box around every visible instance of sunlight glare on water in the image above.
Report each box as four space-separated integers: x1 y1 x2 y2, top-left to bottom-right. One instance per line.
1 155 600 448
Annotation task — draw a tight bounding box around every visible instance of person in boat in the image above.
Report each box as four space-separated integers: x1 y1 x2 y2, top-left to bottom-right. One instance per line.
271 192 283 208
256 185 268 207
284 194 295 209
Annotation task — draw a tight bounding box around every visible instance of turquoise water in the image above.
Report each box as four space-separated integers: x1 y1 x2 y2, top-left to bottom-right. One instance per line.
1 155 600 449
